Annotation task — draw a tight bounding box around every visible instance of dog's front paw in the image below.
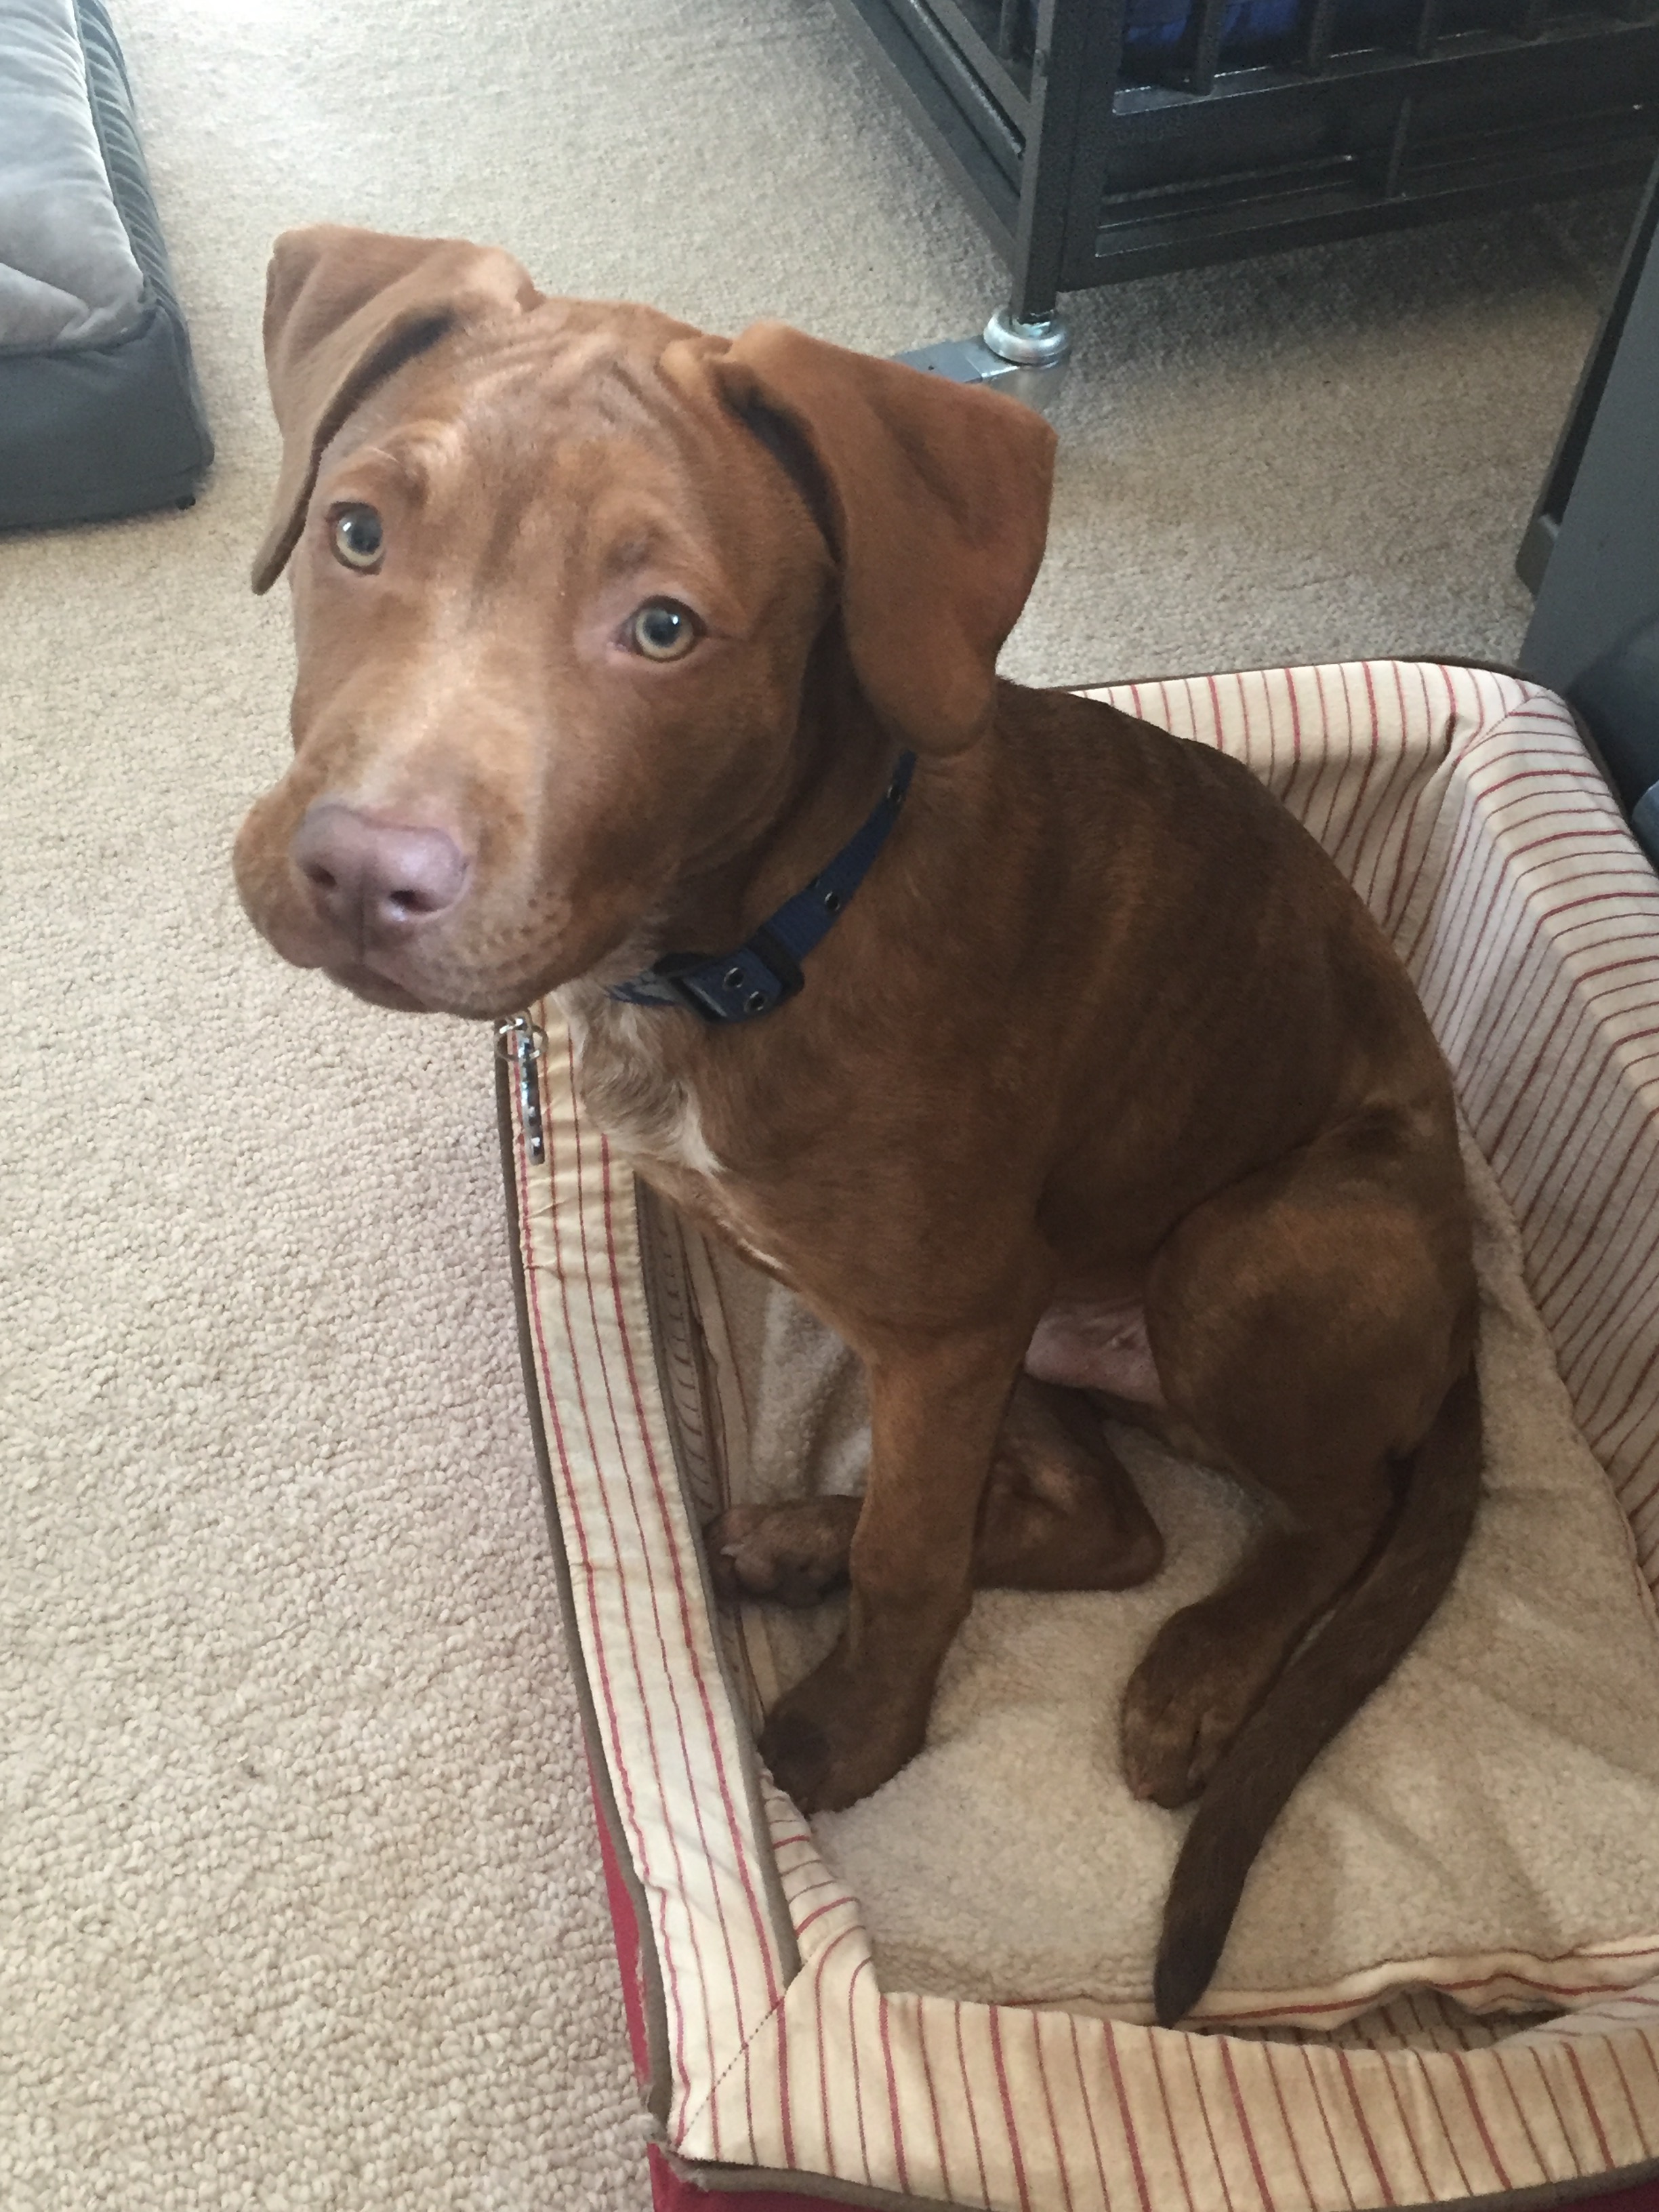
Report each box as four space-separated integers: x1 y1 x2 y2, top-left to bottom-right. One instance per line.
760 1646 928 1813
1120 1607 1263 1808
704 1498 860 1608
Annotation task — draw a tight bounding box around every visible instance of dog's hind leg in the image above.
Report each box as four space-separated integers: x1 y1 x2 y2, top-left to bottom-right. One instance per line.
974 1376 1164 1590
706 1376 1162 1605
1119 1126 1476 1818
1116 1118 1481 2023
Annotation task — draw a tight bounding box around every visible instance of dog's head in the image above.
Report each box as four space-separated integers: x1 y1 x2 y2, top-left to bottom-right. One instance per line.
233 224 1057 1017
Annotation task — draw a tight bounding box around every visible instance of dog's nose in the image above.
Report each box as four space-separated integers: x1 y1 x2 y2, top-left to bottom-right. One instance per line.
291 802 469 939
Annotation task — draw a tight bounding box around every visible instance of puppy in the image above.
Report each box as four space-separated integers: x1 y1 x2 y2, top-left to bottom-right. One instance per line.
234 226 1481 2022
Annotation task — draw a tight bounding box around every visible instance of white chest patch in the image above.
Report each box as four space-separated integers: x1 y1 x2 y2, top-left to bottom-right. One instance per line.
554 985 725 1181
554 984 795 1281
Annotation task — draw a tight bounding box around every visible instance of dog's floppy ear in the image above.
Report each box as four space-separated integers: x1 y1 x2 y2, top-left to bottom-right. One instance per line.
251 224 541 594
708 323 1057 756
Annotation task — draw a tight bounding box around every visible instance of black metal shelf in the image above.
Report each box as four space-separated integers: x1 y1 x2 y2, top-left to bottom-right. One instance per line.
827 0 1659 316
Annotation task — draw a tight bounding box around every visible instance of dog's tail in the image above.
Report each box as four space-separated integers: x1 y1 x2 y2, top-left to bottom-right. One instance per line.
1152 1359 1483 2028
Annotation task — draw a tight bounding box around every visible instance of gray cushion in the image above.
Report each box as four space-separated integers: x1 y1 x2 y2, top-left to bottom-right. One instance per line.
0 0 211 528
0 0 144 349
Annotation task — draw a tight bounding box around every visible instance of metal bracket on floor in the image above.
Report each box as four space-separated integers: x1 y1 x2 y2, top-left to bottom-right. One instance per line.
896 308 1072 417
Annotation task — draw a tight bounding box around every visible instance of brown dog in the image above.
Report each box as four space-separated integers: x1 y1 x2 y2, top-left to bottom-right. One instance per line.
234 224 1481 2025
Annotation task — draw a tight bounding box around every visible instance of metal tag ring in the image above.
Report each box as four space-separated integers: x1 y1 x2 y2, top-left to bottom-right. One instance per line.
494 1014 548 1061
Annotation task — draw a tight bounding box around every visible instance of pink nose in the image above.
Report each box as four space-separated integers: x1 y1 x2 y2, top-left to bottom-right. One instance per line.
291 802 469 942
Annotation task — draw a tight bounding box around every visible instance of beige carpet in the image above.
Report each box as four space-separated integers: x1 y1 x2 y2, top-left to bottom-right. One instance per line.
0 1 1641 2204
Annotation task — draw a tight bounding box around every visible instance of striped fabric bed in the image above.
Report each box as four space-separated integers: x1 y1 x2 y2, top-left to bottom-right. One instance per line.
500 663 1659 2211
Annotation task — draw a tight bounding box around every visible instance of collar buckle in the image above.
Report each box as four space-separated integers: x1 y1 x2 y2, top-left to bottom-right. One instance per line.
607 752 913 1025
645 928 805 1023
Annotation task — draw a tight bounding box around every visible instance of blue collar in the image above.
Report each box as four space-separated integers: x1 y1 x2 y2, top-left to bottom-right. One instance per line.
607 753 916 1023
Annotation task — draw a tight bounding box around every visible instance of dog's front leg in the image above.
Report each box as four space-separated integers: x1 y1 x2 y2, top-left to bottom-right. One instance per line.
759 1329 1021 1812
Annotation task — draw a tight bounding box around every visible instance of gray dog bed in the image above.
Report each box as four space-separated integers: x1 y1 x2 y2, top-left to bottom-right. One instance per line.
0 0 211 529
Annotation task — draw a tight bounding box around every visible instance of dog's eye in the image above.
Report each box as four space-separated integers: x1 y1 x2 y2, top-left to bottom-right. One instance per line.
330 504 385 572
627 600 700 662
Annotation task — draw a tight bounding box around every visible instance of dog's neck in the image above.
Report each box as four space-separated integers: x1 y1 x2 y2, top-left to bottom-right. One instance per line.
553 630 912 1182
642 622 903 966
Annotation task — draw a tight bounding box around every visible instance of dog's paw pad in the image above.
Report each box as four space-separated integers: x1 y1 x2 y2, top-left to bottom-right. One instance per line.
1120 1618 1258 1807
703 1500 857 1608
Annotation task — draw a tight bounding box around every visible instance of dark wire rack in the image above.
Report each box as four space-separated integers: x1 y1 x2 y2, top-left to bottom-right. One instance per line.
830 0 1659 319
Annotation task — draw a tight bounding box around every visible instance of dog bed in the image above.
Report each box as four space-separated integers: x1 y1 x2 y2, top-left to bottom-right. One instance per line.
0 0 211 530
499 661 1659 2210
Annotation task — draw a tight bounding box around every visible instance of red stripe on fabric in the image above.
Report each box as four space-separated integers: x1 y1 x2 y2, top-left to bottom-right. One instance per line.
1431 869 1648 1122
1149 2032 1198 2211
1557 1184 1659 1380
878 1992 909 2196
1397 684 1519 970
592 1136 806 2169
1308 664 1342 839
847 1956 874 2187
1183 674 1205 743
1489 977 1659 1168
591 1755 653 2087
1568 2044 1616 2169
778 1991 794 2171
1445 901 1656 1130
1332 2047 1391 2198
1185 2037 1241 2212
1490 2041 1552 2183
1258 2041 1318 2212
1288 669 1304 766
1101 2026 1154 2212
1376 662 1444 929
913 1995 953 2203
792 1894 859 1939
1525 2044 1586 2177
1362 2034 1431 2200
557 1069 722 2123
1450 2049 1512 2192
1403 765 1503 991
1585 1314 1659 1467
1469 951 1584 1168
988 2007 1033 2212
1403 743 1578 975
572 1107 739 2150
1349 661 1415 910
1607 2038 1656 2160
954 2003 992 2208
1067 2014 1118 2212
787 1876 854 1911
809 1925 859 2177
1030 2014 1076 2212
1504 1010 1659 1292
521 1073 698 2122
1628 1466 1659 1531
1540 1107 1659 1339
1530 1079 1659 1326
1332 660 1382 868
1631 2035 1659 2137
1219 2040 1275 2212
597 1144 783 2005
1297 2042 1357 2211
1207 671 1227 757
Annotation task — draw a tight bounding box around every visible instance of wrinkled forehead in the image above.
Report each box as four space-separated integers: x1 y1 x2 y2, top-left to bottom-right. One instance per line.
318 304 798 579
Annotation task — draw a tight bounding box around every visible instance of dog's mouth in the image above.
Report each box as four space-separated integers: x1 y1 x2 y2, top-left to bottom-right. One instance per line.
319 940 603 1023
323 962 434 1013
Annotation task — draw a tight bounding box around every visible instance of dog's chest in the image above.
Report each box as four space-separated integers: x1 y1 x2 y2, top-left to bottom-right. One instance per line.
554 989 792 1281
